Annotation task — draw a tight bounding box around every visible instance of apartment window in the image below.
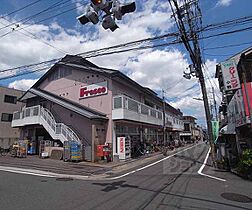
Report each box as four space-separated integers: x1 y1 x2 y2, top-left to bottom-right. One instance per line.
4 95 17 104
48 68 72 81
1 113 13 122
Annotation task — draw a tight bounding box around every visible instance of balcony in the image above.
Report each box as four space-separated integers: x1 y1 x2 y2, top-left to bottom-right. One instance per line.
112 95 163 126
12 105 80 144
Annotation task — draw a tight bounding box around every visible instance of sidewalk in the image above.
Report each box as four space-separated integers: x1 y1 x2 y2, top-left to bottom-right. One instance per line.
0 144 195 177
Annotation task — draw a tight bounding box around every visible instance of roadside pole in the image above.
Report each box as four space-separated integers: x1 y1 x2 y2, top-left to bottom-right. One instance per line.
162 89 166 146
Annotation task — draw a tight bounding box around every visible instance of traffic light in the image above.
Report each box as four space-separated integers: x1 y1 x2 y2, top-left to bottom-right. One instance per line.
102 15 119 31
77 6 99 25
112 1 136 20
77 0 136 32
91 0 103 5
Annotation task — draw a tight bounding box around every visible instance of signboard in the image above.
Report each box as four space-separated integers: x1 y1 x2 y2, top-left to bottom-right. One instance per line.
79 81 108 99
120 137 124 153
227 88 248 129
212 121 219 144
242 82 252 120
221 59 240 92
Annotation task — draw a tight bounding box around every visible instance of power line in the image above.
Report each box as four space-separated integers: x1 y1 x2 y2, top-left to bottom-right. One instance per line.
0 0 43 19
0 3 86 40
3 13 252 80
204 41 252 50
0 39 183 81
0 18 67 54
0 31 180 73
0 0 72 31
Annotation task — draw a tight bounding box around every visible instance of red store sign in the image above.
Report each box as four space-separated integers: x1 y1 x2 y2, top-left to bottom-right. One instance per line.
80 81 108 99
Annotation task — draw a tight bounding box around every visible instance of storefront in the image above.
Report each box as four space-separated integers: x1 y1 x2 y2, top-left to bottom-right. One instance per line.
12 55 185 162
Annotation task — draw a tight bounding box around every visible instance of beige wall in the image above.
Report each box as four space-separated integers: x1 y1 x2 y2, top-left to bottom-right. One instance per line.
0 86 24 148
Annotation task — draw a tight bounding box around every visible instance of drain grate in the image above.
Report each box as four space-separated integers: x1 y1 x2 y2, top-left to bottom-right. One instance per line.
56 177 73 181
221 193 252 203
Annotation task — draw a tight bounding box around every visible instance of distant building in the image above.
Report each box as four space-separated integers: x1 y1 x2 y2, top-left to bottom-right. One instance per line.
180 116 201 142
0 86 24 148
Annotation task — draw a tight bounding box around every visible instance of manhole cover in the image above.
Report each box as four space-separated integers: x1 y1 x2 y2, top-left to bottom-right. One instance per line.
56 177 73 181
221 193 252 203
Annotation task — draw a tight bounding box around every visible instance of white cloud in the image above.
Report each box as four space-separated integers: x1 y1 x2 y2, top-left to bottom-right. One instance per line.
216 0 232 7
8 79 38 91
0 0 214 124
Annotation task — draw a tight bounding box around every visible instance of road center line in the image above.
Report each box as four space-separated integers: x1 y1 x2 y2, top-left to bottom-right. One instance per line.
197 147 226 182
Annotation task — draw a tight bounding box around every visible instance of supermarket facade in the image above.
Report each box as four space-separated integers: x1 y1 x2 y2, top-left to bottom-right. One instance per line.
12 55 184 162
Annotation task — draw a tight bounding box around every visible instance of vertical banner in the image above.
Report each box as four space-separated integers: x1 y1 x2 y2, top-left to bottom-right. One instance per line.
220 59 240 92
212 121 219 144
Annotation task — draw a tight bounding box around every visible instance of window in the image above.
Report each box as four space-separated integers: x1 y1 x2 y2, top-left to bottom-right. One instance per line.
48 68 72 81
114 97 122 109
1 113 13 122
4 95 17 104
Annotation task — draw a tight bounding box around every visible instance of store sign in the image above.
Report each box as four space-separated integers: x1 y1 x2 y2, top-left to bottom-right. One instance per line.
120 137 124 153
221 59 240 92
79 81 108 99
242 82 252 120
227 89 247 129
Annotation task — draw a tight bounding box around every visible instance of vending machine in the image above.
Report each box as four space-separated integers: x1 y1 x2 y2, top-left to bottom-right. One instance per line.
117 136 131 160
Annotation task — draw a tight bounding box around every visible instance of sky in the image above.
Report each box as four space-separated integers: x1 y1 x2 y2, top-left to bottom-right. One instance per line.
0 0 252 127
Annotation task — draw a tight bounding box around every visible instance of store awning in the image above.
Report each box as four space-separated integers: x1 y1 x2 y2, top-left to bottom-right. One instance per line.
219 125 235 135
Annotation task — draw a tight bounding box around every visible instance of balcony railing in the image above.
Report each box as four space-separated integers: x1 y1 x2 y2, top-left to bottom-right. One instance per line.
112 95 163 125
12 105 80 144
113 95 184 130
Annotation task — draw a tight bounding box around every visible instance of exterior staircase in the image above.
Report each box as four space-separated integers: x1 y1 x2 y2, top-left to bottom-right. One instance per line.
11 105 81 144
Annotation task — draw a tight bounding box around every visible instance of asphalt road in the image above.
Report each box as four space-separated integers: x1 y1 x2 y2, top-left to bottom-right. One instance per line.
0 143 252 210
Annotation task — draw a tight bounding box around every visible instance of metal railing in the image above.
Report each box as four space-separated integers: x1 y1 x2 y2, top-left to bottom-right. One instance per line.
113 95 163 120
12 105 81 144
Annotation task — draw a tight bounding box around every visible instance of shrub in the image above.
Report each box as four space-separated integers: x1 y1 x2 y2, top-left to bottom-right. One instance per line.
237 149 252 175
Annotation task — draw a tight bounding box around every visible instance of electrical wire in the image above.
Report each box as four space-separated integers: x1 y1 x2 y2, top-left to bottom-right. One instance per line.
0 18 67 54
0 3 86 40
0 0 43 19
204 41 252 50
0 0 72 31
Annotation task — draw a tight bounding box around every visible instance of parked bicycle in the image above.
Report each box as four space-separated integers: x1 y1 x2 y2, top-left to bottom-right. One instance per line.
0 147 9 156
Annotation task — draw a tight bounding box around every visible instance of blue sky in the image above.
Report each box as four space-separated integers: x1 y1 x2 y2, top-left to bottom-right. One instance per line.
0 0 251 126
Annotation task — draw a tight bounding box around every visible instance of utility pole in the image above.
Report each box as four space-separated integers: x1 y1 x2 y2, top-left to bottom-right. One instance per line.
162 89 166 146
169 0 215 162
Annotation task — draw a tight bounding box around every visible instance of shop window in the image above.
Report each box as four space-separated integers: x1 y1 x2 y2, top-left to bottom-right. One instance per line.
4 95 17 104
1 113 13 122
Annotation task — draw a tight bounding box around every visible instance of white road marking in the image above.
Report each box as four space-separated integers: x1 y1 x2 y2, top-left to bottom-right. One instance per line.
0 166 89 179
0 143 202 180
108 143 201 180
197 147 226 182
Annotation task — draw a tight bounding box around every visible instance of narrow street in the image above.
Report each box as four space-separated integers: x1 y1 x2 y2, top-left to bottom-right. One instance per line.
0 143 251 210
